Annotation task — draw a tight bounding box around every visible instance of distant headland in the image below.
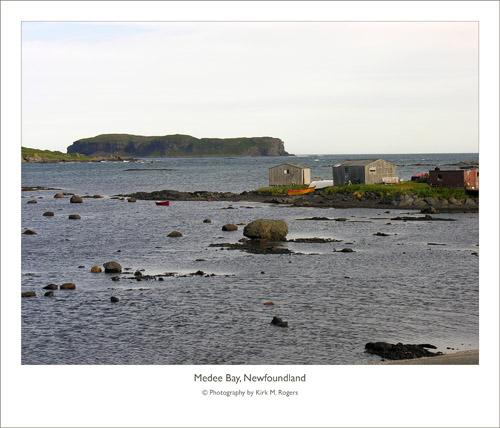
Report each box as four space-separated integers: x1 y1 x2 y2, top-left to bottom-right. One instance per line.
67 134 291 157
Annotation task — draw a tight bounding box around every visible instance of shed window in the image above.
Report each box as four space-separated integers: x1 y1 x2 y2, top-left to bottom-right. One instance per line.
283 169 290 174
344 167 349 173
437 174 443 181
369 167 376 173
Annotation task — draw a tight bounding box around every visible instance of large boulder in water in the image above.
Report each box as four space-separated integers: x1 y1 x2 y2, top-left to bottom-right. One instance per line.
243 219 288 241
103 261 122 273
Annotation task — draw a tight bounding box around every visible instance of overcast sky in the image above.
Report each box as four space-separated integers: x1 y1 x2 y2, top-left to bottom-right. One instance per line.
22 21 478 154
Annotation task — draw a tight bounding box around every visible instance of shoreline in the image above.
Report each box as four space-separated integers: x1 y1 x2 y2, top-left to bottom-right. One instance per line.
374 349 479 365
125 188 479 213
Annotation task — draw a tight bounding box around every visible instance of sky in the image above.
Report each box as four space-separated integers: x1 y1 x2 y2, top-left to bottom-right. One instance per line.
22 21 479 154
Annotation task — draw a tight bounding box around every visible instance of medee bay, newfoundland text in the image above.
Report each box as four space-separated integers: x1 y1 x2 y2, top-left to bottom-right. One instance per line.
195 374 306 384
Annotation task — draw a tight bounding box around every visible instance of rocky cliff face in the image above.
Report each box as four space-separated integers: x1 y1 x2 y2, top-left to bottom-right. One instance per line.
67 134 290 157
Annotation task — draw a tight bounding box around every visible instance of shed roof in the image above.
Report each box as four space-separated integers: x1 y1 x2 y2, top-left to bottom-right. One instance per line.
269 162 309 170
334 159 379 167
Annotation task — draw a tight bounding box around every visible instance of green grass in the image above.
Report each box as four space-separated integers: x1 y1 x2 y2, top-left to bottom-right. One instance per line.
22 147 93 161
323 182 472 199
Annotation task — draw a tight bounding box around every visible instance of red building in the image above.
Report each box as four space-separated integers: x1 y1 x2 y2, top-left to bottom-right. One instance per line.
429 168 479 190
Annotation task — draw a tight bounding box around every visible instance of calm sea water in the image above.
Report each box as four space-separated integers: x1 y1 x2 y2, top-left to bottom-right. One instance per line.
21 153 479 364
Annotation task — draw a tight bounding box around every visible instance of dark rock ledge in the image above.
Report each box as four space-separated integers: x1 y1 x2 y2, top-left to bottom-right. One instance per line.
124 189 478 212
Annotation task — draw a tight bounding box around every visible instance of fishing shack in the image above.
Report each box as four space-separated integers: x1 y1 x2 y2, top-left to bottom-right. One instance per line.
428 167 479 190
269 163 311 186
332 159 398 185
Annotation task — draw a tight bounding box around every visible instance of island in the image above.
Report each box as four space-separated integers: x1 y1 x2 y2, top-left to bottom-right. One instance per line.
66 134 290 157
21 147 134 163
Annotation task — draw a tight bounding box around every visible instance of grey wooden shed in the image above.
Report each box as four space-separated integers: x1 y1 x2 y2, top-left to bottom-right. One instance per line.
269 163 311 186
332 159 398 185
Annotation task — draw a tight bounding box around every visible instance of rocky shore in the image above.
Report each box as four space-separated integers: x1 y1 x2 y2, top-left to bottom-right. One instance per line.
126 188 478 212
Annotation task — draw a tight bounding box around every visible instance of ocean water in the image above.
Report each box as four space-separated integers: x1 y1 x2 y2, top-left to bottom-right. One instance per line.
21 153 479 364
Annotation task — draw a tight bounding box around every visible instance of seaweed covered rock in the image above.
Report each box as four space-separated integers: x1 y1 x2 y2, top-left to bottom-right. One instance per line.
103 261 122 273
365 342 441 360
243 219 288 241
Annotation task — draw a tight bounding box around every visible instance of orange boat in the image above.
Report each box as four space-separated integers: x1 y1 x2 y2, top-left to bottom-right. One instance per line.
287 186 316 196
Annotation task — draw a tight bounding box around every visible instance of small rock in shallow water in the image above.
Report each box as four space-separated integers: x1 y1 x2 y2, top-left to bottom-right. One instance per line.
91 266 102 273
222 224 238 231
111 276 120 281
27 200 37 204
68 214 81 220
43 284 58 290
54 193 64 198
60 283 76 290
168 231 183 237
271 316 288 327
110 296 120 302
203 219 212 223
23 229 37 235
22 291 36 297
70 195 83 203
263 302 275 306
43 211 54 216
103 261 122 273
44 291 54 297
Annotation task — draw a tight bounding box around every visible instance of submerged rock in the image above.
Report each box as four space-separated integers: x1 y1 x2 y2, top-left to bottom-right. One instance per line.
271 316 288 327
27 200 38 204
365 342 442 360
243 219 288 241
44 291 54 297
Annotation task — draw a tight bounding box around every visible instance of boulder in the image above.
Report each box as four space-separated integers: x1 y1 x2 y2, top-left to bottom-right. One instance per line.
203 219 212 223
103 261 122 273
110 296 120 303
43 211 55 216
70 195 83 203
60 283 76 289
243 219 288 241
271 316 288 327
44 291 54 297
68 214 81 220
43 284 58 290
23 229 37 235
91 266 102 273
421 206 437 214
338 248 354 253
27 200 37 204
93 195 103 198
22 291 36 297
111 276 120 281
54 193 65 198
134 270 143 277
168 231 183 237
128 197 136 203
222 224 238 231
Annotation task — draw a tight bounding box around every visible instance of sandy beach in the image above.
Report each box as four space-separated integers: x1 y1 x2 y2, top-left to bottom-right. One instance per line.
374 349 479 365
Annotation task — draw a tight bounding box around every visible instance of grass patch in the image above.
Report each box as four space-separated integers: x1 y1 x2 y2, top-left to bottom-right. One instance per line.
323 182 472 199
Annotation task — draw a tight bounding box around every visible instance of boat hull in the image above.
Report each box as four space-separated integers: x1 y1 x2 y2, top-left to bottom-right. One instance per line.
155 201 170 206
287 186 316 196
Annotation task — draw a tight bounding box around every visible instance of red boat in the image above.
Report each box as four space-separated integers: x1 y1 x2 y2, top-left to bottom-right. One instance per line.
155 201 170 206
